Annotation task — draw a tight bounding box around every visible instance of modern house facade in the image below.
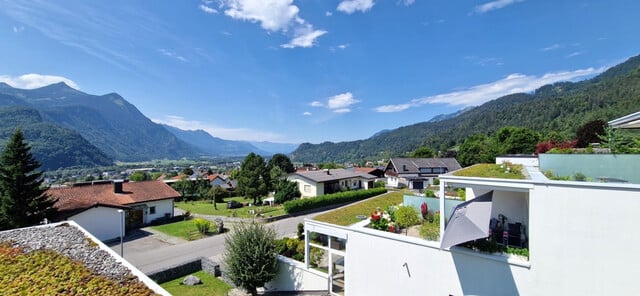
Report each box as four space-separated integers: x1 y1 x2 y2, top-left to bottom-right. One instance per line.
268 156 640 295
287 169 377 198
384 158 462 190
48 180 180 241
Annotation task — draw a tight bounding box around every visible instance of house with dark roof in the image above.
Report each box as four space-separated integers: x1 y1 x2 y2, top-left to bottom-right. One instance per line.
354 167 385 178
48 180 180 241
287 168 377 197
384 158 462 190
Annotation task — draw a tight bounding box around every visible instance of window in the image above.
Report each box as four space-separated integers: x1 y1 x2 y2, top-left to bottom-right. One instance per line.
304 185 311 193
149 206 156 215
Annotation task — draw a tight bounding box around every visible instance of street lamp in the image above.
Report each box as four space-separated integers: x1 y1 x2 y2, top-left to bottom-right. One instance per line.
117 209 124 257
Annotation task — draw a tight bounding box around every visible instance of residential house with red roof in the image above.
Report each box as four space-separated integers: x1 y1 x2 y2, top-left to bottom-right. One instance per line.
48 180 180 241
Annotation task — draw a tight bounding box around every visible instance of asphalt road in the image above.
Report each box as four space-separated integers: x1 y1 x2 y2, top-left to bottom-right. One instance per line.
110 210 325 274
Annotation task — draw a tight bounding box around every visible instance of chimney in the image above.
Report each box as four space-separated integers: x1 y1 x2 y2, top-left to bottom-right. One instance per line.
113 180 124 193
324 169 330 175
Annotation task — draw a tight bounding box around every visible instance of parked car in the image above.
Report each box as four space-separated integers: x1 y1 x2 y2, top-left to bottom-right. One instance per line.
226 200 242 209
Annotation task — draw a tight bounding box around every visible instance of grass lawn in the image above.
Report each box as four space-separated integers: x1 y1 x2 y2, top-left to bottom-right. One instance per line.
313 190 405 226
176 198 287 219
453 163 525 179
151 220 216 241
160 270 232 296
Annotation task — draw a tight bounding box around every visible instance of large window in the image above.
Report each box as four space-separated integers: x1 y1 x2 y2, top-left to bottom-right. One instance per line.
307 227 347 296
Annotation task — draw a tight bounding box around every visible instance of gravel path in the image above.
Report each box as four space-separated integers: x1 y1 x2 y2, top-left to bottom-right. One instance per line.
0 223 135 284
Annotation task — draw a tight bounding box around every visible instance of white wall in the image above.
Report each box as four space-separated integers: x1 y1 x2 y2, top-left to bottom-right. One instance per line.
266 256 328 292
137 199 174 224
527 183 640 295
70 207 122 241
496 156 539 167
290 176 322 197
343 227 529 296
292 180 640 295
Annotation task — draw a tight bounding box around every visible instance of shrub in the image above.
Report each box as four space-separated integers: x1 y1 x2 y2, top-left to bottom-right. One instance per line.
419 223 439 241
283 188 387 214
424 189 436 197
395 206 420 233
223 222 278 295
297 222 305 240
433 178 440 186
193 218 214 234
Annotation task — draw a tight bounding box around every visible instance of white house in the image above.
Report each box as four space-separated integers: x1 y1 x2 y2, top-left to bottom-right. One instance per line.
384 158 462 190
267 155 640 295
49 180 180 241
288 169 377 198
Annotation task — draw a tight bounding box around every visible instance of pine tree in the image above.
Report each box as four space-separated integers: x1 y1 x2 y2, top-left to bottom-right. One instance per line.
0 129 57 230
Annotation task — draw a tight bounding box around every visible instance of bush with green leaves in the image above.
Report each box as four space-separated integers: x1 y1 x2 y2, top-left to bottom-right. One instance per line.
394 205 420 233
193 218 215 234
283 188 387 214
223 222 278 296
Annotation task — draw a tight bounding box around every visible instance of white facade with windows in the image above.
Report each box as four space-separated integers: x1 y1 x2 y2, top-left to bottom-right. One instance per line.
269 165 640 295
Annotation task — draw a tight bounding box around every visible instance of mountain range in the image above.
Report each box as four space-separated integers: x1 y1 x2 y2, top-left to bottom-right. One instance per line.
290 54 640 163
2 53 639 170
0 82 295 170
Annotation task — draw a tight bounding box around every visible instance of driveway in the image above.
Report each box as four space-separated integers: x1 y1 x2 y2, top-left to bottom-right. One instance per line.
110 209 329 274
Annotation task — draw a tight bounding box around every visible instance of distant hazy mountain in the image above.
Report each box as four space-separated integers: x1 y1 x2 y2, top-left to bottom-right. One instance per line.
161 124 272 156
0 82 202 164
428 107 474 123
291 53 640 163
248 141 299 155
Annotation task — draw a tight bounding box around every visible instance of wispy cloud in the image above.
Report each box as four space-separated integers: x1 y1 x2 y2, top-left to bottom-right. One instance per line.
567 51 582 58
473 0 524 14
337 0 375 14
0 74 79 89
281 25 327 48
374 67 605 112
153 115 286 142
464 55 504 66
158 48 188 62
303 111 312 116
311 92 361 113
12 25 24 33
199 4 218 14
0 2 182 77
398 0 415 6
329 44 349 52
541 43 563 51
216 0 326 49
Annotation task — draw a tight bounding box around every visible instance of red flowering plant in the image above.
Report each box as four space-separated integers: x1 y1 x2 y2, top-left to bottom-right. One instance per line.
420 202 428 219
369 206 398 232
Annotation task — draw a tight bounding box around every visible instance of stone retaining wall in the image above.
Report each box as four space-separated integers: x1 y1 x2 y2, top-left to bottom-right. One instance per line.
147 257 220 284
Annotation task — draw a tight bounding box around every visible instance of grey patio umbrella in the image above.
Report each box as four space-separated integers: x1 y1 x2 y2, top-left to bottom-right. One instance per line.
440 191 494 249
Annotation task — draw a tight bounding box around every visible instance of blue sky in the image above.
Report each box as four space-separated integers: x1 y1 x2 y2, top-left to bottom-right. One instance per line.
0 0 638 144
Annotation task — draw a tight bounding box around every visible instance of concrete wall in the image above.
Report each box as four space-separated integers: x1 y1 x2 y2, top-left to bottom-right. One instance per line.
496 156 539 167
70 206 122 241
343 226 529 296
265 256 328 293
290 176 322 197
138 199 174 224
527 182 640 295
291 180 640 295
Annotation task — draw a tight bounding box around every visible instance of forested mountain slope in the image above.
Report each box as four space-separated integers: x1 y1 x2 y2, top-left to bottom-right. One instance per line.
0 82 202 162
292 54 640 163
0 106 112 170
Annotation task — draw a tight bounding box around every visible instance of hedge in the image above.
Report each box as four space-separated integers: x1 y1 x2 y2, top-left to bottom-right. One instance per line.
283 188 388 214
